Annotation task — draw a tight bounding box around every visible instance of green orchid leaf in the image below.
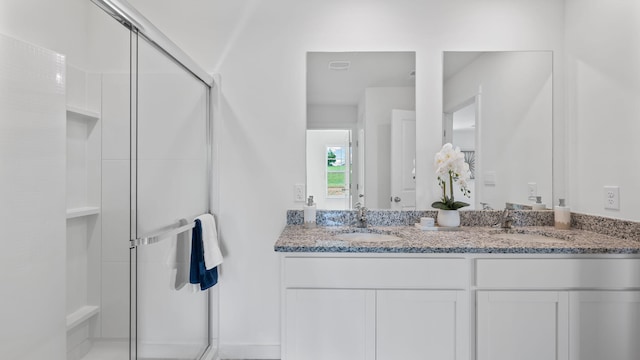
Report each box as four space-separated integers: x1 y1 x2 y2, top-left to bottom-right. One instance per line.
431 202 451 210
451 201 470 210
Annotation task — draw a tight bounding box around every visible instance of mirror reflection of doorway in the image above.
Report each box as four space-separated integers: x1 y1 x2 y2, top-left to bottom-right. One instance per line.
306 52 415 210
306 129 352 210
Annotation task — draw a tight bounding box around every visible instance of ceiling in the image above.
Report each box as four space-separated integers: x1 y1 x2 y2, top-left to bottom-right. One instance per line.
307 52 416 106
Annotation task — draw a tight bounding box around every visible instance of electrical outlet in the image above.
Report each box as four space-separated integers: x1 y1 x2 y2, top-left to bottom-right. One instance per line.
527 182 537 198
294 184 306 202
604 186 620 210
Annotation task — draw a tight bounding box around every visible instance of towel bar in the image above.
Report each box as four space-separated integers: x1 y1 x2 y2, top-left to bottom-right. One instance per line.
131 220 194 247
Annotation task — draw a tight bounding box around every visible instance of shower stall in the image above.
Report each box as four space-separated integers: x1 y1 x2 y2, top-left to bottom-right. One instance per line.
65 1 218 359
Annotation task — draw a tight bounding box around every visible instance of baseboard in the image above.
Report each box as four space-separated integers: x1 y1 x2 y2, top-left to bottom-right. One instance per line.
219 344 281 359
201 346 220 360
66 338 91 360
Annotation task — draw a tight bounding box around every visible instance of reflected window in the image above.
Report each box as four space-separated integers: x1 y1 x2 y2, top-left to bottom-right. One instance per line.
327 146 347 197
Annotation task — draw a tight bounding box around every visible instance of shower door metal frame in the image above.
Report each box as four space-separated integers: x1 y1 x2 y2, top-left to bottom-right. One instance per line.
129 26 139 360
129 31 214 360
90 0 214 86
90 1 215 360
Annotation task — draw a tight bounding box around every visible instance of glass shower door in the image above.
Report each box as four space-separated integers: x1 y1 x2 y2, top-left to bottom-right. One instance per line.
130 33 211 360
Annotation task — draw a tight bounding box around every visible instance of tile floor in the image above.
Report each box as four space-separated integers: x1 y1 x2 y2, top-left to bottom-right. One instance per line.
80 340 128 360
79 341 278 360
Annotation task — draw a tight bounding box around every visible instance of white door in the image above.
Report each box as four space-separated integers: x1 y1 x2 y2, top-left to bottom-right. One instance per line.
569 291 640 360
390 110 416 210
443 112 453 144
377 290 469 360
477 291 569 360
284 289 375 360
357 128 365 207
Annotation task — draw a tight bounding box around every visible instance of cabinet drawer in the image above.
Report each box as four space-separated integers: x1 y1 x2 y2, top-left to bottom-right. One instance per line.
476 258 640 289
284 256 468 289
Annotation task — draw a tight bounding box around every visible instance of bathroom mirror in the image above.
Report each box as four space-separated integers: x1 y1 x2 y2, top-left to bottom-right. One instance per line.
443 51 553 210
306 52 416 210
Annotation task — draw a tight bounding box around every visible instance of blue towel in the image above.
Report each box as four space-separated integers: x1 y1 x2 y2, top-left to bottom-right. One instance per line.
189 219 219 290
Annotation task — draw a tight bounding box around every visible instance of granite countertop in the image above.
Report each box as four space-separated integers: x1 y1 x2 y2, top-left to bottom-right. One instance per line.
274 225 640 254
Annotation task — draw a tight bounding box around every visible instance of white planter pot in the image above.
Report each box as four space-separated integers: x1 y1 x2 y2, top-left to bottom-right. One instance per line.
437 209 460 227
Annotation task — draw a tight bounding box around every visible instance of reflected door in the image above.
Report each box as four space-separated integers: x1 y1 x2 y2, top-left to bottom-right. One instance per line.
357 129 365 207
390 110 416 210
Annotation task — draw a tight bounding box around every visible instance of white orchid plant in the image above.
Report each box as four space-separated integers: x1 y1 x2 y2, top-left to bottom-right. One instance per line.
432 143 472 210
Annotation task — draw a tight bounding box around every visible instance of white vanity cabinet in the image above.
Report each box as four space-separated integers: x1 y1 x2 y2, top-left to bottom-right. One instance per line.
281 253 640 360
281 255 470 360
284 288 375 360
569 291 640 360
476 258 640 360
376 290 468 360
477 291 569 360
477 290 640 360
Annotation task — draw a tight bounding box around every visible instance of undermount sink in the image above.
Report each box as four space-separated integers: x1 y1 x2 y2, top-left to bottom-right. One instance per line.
490 231 570 244
333 229 402 242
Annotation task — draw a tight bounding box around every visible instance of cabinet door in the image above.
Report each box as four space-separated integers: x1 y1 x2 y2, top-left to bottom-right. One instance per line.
377 290 469 360
283 289 375 360
570 291 640 360
477 291 568 360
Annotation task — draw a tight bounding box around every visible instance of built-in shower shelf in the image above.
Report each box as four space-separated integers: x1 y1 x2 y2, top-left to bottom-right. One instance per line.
66 105 100 120
66 206 101 219
66 305 100 330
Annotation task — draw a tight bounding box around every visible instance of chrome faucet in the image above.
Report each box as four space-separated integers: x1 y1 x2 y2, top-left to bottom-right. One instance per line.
354 203 368 228
480 202 493 210
497 208 514 229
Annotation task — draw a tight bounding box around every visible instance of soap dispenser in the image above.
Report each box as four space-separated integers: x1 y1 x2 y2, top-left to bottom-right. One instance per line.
554 198 571 230
303 195 317 228
532 196 546 210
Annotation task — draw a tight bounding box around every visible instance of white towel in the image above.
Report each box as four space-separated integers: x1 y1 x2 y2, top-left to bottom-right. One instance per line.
196 213 223 270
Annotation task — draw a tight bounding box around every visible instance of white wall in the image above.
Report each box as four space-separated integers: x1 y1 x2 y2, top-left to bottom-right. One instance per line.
0 1 91 359
65 65 102 360
0 34 67 360
361 87 415 209
307 104 357 130
126 0 219 74
0 0 567 357
565 0 640 221
0 0 90 69
2 0 638 356
444 52 553 209
197 0 564 356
